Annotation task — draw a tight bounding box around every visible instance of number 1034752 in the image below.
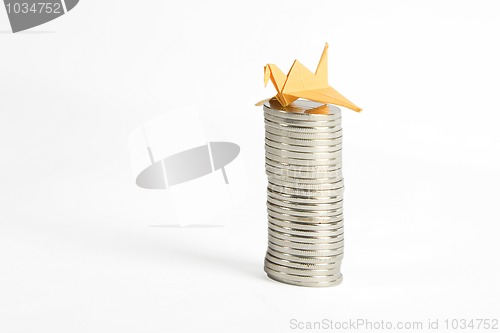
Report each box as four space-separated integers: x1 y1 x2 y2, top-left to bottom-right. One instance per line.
5 2 62 14
444 319 499 330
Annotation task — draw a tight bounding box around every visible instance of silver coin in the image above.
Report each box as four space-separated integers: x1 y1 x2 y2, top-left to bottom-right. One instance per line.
267 193 343 206
264 117 342 132
268 227 344 243
265 163 342 178
267 195 344 209
264 264 343 280
266 172 343 187
265 117 341 128
267 202 343 217
265 127 343 140
268 176 344 190
267 241 344 257
263 99 342 120
266 251 343 266
264 102 342 122
267 197 344 212
264 113 342 132
268 210 345 224
267 272 343 284
264 110 341 123
264 112 341 125
266 151 342 167
268 234 344 249
268 222 344 237
267 205 344 220
265 261 343 274
268 235 344 251
265 134 343 147
263 99 348 287
265 163 342 180
267 174 342 186
269 236 344 252
266 247 344 263
264 264 343 281
267 187 343 203
267 181 344 194
265 137 343 154
268 218 344 233
267 210 344 227
265 269 343 287
265 144 342 160
268 230 344 245
264 120 343 134
265 252 341 270
265 131 343 147
265 158 343 173
265 156 342 172
267 184 344 199
267 177 344 191
267 184 343 203
265 124 343 137
264 106 341 120
265 261 341 275
264 116 342 127
265 124 343 138
265 152 342 167
264 142 343 157
267 208 344 222
267 191 343 206
267 236 344 253
266 249 344 262
265 257 341 273
265 164 343 176
265 160 342 171
264 259 341 276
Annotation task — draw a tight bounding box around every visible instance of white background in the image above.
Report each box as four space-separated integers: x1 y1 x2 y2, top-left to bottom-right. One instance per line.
1 1 500 332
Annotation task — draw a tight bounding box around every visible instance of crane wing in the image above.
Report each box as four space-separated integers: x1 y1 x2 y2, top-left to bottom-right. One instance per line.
286 86 362 112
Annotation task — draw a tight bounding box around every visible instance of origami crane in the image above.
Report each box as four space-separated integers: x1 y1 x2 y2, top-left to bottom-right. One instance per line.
256 43 362 112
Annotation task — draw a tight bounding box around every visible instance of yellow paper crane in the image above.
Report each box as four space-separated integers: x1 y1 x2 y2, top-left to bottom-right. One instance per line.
256 43 362 112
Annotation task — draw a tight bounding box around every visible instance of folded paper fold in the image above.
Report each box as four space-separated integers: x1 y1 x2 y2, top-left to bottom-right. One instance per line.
256 43 362 113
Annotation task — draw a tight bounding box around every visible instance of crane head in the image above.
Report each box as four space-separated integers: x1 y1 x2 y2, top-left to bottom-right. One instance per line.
264 64 271 87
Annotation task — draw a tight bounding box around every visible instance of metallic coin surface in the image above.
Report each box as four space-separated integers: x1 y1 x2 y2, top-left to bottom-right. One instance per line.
263 99 347 287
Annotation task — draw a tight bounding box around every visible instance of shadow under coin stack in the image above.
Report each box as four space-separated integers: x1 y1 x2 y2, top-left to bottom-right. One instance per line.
263 99 344 287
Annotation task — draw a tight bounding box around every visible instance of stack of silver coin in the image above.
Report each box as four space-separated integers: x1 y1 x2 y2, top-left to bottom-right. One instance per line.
263 99 344 287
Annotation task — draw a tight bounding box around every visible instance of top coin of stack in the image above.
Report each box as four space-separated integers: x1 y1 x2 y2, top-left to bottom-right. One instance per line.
263 98 345 287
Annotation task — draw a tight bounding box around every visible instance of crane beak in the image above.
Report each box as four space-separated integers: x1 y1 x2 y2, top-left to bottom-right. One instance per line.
264 65 271 87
